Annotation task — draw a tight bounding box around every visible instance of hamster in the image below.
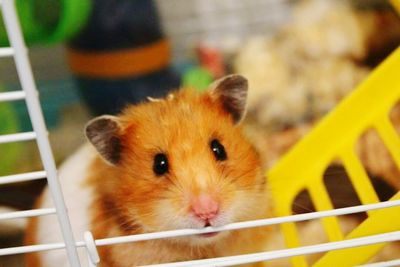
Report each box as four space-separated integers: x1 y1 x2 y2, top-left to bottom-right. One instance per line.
26 75 271 267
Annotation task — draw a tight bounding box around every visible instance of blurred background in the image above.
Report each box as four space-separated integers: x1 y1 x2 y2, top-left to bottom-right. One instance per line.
0 0 400 266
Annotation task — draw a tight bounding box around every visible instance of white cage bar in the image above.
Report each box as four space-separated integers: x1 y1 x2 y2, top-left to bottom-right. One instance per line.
0 90 25 102
0 46 14 57
0 208 56 220
144 231 400 267
0 131 36 144
0 170 47 185
358 259 400 267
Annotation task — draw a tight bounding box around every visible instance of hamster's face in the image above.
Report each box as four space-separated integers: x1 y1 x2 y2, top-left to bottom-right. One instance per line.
86 75 268 245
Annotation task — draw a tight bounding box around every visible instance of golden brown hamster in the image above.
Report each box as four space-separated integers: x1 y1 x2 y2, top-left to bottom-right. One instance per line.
26 75 271 267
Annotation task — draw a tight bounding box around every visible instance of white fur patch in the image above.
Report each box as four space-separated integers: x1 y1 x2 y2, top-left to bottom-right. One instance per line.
167 94 175 100
36 144 95 266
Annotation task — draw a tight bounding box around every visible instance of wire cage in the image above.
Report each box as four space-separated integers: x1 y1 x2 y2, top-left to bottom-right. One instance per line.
0 0 400 266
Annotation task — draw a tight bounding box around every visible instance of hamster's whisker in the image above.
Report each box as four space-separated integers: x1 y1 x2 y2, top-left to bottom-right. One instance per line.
165 176 187 195
156 210 184 230
226 183 262 192
226 169 260 183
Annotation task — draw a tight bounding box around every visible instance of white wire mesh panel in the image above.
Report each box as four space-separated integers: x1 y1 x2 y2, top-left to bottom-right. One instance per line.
0 0 81 266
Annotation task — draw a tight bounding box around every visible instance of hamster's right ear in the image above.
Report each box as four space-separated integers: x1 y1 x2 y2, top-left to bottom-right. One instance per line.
85 115 122 165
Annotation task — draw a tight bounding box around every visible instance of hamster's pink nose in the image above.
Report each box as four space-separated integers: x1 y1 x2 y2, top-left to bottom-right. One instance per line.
191 194 220 221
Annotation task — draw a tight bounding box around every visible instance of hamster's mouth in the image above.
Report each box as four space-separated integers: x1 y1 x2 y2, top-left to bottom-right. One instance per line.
199 232 220 238
197 222 220 238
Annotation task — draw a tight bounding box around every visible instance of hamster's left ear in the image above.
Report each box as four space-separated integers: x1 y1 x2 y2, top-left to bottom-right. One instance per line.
85 115 122 165
209 74 248 124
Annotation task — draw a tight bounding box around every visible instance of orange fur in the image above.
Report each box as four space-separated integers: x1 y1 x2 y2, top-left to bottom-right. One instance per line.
88 89 271 266
25 216 41 267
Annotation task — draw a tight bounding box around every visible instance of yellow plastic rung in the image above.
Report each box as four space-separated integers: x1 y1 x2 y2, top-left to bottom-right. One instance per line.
281 222 308 267
375 116 400 170
390 0 400 14
308 182 344 241
340 147 380 215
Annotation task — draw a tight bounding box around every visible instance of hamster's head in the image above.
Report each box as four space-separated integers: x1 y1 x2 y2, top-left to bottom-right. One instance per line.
85 75 267 245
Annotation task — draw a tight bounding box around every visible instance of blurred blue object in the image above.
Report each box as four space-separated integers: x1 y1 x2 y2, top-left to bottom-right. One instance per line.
77 69 179 115
10 78 81 131
67 0 180 115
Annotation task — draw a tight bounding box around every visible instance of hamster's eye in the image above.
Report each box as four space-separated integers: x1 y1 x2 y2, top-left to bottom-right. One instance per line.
153 153 169 176
210 139 227 161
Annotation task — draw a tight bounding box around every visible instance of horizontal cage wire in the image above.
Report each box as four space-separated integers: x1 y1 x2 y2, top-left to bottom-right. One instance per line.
0 0 400 266
0 170 47 185
0 90 25 102
358 259 400 267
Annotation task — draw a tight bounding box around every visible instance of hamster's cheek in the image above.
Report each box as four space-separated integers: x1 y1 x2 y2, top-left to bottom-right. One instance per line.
227 189 266 222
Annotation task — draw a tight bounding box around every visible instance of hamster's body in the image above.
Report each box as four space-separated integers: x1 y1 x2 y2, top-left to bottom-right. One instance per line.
27 75 271 267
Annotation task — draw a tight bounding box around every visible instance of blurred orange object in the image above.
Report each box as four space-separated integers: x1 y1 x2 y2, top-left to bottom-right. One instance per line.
196 44 225 78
